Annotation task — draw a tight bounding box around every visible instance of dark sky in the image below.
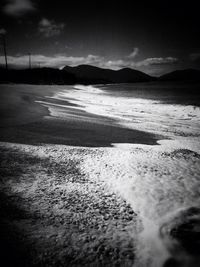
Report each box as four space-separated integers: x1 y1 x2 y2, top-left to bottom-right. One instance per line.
0 0 200 75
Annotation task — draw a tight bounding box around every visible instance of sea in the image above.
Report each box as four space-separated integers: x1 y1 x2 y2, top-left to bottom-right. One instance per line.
38 82 200 267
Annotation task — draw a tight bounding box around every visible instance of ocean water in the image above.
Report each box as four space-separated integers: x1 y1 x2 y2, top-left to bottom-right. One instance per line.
37 82 200 267
39 83 200 138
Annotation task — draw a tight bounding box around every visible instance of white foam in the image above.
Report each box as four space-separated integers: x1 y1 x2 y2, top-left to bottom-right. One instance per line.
46 86 200 141
36 84 200 266
74 84 104 94
80 142 200 266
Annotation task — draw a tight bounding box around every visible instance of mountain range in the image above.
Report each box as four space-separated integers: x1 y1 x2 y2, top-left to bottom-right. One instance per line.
63 65 153 83
0 65 200 84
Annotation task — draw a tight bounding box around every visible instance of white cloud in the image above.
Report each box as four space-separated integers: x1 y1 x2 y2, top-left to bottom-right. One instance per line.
99 60 127 70
135 57 178 66
0 53 179 76
96 56 178 70
98 55 178 70
2 0 36 17
0 54 104 69
38 18 65 38
127 47 139 59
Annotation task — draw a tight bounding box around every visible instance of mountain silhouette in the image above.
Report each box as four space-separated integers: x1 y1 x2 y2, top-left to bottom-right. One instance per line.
0 66 200 85
159 69 200 82
63 65 154 83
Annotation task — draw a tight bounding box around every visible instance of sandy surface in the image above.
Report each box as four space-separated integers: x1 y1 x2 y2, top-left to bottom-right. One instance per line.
0 84 162 147
0 84 142 267
0 84 200 267
0 84 53 126
0 142 138 267
1 140 200 267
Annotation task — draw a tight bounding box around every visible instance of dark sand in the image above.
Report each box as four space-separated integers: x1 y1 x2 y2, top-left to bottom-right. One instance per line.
0 143 136 267
0 84 162 147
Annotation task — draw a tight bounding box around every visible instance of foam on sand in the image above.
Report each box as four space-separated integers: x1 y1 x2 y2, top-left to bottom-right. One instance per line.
2 83 196 266
34 84 200 266
80 144 200 266
46 85 200 139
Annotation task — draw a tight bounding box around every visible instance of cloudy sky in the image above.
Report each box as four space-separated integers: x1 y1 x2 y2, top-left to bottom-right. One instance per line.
0 0 200 75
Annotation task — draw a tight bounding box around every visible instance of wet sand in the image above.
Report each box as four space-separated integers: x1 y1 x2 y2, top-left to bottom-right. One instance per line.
0 84 162 147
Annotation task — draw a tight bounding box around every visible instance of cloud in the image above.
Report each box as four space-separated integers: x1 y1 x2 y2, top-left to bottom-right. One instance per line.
0 28 7 35
135 57 178 67
100 59 127 69
0 53 179 75
97 56 178 70
0 54 104 69
38 18 65 38
127 47 139 59
2 0 36 17
0 54 131 70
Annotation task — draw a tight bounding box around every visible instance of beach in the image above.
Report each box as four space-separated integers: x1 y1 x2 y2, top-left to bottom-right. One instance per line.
0 83 200 267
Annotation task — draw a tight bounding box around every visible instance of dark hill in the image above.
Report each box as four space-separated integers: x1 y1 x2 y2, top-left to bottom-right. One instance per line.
1 66 199 85
63 65 154 84
159 69 200 82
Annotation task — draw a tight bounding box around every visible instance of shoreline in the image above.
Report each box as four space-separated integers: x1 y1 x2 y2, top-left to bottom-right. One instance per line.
0 84 163 147
0 83 200 266
0 84 54 127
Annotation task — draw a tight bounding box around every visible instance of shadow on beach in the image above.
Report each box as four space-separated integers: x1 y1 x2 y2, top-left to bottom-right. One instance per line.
0 145 136 267
0 84 162 147
0 191 33 267
0 116 162 147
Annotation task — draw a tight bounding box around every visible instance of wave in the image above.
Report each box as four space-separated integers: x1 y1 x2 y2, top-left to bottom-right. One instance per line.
47 85 200 139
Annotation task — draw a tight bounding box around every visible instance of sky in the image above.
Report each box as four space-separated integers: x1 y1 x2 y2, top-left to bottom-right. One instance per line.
0 0 200 76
